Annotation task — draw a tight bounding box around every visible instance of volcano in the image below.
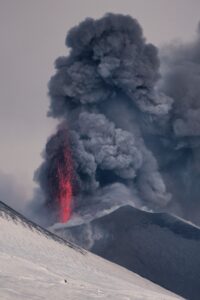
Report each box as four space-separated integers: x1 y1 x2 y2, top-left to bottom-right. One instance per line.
0 201 182 300
52 205 200 300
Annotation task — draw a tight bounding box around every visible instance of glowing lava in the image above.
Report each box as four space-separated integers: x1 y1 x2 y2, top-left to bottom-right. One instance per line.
57 146 74 223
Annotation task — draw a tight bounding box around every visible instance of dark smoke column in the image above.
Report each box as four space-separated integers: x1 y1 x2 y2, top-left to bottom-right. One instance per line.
35 14 173 223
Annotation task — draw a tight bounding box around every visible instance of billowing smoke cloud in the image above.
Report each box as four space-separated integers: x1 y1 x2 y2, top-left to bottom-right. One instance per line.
35 13 200 228
157 24 200 223
35 13 173 224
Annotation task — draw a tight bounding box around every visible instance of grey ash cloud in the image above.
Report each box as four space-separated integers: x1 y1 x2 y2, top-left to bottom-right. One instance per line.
35 13 200 225
157 25 200 223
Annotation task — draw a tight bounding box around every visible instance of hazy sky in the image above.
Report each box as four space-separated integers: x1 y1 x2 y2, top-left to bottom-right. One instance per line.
0 0 200 200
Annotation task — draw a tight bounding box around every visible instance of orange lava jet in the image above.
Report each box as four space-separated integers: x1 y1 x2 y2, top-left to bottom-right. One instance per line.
57 145 74 223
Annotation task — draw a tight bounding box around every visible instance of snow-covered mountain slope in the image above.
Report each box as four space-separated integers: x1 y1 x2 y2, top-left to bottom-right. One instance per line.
0 201 182 300
54 205 200 300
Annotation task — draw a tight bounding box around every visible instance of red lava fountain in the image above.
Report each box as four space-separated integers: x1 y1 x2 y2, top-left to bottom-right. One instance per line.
57 146 74 223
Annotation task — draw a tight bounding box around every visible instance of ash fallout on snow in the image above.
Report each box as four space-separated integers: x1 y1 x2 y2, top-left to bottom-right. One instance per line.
35 14 200 225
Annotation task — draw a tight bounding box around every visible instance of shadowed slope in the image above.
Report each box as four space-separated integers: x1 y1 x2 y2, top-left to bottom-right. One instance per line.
55 205 200 299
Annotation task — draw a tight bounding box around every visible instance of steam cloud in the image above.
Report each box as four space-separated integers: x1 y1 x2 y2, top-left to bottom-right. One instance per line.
35 14 200 226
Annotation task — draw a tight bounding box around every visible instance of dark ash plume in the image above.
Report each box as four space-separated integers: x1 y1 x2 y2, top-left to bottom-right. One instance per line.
35 13 173 223
157 25 200 224
35 14 200 228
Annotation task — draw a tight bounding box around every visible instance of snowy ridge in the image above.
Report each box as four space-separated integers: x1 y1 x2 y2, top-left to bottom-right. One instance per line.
0 201 182 300
0 201 86 255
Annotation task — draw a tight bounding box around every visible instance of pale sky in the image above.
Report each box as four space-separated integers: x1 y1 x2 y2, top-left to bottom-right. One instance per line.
0 0 200 199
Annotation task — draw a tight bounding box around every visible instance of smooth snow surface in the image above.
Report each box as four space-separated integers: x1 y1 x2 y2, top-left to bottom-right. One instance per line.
0 202 183 300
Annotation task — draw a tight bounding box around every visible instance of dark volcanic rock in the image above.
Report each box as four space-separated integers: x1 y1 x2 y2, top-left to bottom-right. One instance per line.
59 206 200 300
